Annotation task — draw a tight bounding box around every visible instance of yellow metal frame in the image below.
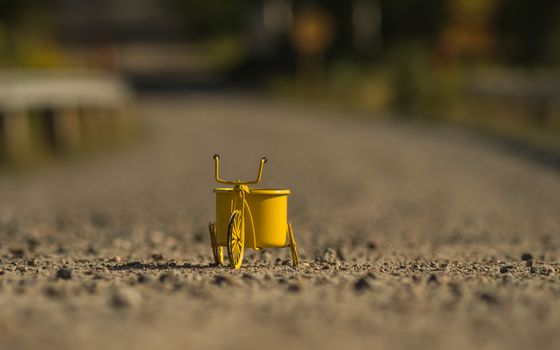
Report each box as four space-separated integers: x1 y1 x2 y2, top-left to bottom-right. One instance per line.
208 154 299 269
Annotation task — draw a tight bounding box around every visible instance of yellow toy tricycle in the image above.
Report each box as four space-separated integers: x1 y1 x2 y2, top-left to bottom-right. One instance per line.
208 155 299 269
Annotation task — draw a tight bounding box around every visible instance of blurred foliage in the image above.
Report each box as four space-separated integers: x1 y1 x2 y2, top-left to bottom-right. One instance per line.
0 0 69 68
167 0 252 40
0 0 559 153
495 0 559 65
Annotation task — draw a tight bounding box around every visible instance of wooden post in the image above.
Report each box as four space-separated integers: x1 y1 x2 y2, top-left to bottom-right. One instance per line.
54 108 82 153
3 109 33 163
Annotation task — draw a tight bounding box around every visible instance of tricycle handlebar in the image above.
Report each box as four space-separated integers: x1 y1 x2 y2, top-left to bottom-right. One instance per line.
213 154 267 185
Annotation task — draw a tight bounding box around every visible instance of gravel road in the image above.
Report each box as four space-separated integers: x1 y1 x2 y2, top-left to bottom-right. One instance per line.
0 94 559 350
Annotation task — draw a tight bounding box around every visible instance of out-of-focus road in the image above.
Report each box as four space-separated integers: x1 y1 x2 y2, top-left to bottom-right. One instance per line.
0 94 559 350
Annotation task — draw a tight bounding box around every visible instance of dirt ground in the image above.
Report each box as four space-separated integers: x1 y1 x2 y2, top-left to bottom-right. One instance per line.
0 94 559 350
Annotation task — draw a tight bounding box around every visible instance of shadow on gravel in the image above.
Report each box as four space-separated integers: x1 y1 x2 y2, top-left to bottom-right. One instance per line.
475 129 560 172
109 261 218 271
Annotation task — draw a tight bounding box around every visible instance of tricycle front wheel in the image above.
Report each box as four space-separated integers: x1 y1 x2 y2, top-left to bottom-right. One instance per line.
227 210 244 269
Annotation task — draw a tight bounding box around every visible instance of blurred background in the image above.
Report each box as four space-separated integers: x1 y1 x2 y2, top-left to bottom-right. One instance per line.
1 0 560 167
2 3 560 349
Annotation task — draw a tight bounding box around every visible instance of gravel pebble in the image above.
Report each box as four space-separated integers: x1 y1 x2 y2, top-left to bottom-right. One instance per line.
110 288 142 309
479 292 499 305
137 274 153 284
241 273 255 281
427 273 439 284
212 275 231 286
151 253 163 261
43 285 65 299
521 253 533 261
159 271 180 283
354 275 374 291
287 284 301 293
499 266 513 274
56 268 72 280
9 247 25 258
541 265 555 276
321 248 338 264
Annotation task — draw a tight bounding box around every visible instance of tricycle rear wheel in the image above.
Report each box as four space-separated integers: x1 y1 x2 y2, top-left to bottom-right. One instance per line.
208 223 223 266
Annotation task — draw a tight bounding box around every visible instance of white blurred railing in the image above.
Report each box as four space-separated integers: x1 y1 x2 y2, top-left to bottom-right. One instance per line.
0 70 136 166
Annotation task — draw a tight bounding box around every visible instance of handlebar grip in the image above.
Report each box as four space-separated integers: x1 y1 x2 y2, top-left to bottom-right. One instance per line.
262 157 267 163
213 154 220 160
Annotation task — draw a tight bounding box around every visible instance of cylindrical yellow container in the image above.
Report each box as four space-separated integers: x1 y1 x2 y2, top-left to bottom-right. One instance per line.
214 188 290 248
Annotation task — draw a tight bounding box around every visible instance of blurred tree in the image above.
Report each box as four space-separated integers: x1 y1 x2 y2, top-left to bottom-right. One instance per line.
495 0 559 65
167 0 252 40
0 0 55 66
380 0 445 47
437 0 501 63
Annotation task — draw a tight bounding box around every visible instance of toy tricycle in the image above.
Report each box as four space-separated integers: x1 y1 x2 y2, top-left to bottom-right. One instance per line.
208 155 299 269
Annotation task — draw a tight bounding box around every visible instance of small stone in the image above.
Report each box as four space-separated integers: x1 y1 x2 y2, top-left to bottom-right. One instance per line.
427 273 439 284
541 265 555 276
287 284 301 293
110 288 142 309
521 253 533 261
151 252 163 261
259 251 272 263
56 268 72 280
0 269 5 275
448 282 462 297
170 280 184 291
125 261 142 268
354 276 373 291
242 273 255 281
86 245 98 255
84 282 97 294
137 274 152 284
111 256 122 264
16 266 27 273
93 273 106 280
336 248 347 262
321 248 337 264
26 259 37 267
366 241 378 250
9 247 25 258
159 271 180 283
43 285 65 299
499 265 512 274
479 292 498 305
26 238 39 252
212 275 230 286
193 232 204 243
